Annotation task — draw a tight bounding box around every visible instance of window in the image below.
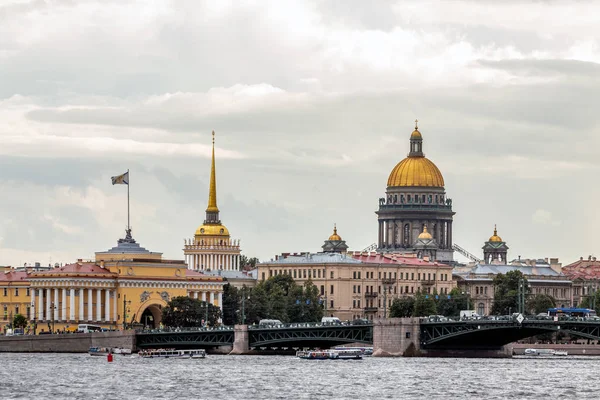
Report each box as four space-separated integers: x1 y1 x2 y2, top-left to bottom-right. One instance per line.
353 285 356 294
330 300 334 308
406 332 411 339
353 271 357 279
317 269 321 278
400 272 404 280
383 272 387 279
26 288 30 296
313 269 316 278
357 300 361 308
358 271 361 279
269 270 273 278
330 285 334 295
2 288 6 297
262 272 266 281
418 273 421 280
411 273 414 280
411 286 414 293
15 288 19 296
303 270 307 278
26 305 30 319
378 272 381 279
477 303 485 316
358 286 361 294
293 270 297 278
15 306 19 315
2 305 6 319
476 287 479 295
353 300 356 308
320 285 325 296
330 271 334 279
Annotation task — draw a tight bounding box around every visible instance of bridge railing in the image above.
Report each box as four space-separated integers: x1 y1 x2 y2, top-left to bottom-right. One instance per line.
136 326 234 334
421 315 600 324
249 322 373 330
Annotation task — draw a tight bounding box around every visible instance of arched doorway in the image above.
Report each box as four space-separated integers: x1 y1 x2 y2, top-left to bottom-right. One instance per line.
138 304 163 329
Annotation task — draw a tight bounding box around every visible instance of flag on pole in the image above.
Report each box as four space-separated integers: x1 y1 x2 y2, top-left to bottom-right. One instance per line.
111 171 129 185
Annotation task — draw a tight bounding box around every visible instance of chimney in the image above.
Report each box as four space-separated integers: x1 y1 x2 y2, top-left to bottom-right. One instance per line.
100 260 105 269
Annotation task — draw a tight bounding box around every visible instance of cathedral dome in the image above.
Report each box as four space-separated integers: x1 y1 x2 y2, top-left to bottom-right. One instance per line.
417 225 433 240
195 223 230 237
328 224 342 241
488 225 502 242
387 157 445 187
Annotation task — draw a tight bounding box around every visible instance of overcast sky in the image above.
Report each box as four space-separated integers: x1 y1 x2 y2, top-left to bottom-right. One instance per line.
1 0 599 268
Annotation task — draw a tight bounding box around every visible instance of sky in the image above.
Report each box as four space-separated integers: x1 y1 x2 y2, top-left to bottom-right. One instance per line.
1 0 599 268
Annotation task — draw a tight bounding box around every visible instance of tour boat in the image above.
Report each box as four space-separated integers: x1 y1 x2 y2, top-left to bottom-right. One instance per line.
88 347 111 356
296 349 362 360
334 346 373 356
524 348 568 356
138 348 206 359
113 347 133 355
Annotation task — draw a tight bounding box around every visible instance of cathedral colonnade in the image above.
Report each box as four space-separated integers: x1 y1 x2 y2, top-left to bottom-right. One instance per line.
184 252 241 271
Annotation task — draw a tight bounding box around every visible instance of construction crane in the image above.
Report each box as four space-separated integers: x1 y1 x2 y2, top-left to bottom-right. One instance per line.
452 244 482 263
362 243 378 252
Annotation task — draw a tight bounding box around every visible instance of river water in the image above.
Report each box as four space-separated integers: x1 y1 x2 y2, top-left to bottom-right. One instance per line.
2 353 599 399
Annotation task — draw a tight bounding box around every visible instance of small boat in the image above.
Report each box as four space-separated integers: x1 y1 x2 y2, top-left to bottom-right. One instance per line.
296 349 362 360
113 347 132 355
523 348 568 356
89 347 111 356
553 350 568 356
138 349 206 359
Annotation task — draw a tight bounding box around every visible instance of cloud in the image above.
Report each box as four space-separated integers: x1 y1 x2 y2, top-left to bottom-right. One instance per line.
532 209 561 227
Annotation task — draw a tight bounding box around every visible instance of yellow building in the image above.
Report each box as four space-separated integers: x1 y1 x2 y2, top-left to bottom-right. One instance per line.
184 132 242 272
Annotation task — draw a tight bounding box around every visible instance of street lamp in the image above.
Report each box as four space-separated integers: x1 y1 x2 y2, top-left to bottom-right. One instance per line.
122 295 131 330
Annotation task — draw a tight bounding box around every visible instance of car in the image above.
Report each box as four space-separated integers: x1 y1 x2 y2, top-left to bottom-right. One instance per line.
352 318 370 325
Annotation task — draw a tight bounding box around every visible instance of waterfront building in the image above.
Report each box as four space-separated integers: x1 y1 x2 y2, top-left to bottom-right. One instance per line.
376 122 455 262
256 226 455 321
454 227 571 315
0 230 225 333
562 256 600 307
183 132 242 272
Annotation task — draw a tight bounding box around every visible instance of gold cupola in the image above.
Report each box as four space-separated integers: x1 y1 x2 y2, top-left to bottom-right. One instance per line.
417 225 433 240
328 224 342 241
488 225 503 243
195 131 230 238
387 120 445 188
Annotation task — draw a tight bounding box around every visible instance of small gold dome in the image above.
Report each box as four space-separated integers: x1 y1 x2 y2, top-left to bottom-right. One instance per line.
328 224 342 241
387 157 445 187
418 225 433 240
410 128 422 140
195 224 230 237
489 225 502 242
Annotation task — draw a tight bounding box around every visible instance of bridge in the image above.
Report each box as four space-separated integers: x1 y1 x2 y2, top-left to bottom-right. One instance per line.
136 323 372 350
420 318 600 350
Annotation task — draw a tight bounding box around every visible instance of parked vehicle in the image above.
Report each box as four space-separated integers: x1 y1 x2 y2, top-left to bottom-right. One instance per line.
460 310 480 320
321 317 342 325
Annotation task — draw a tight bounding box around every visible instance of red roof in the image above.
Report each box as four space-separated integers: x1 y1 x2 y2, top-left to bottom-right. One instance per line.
0 270 29 282
31 262 115 277
351 253 447 267
562 259 600 280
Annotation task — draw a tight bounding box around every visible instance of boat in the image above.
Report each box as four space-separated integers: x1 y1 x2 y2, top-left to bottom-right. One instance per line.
138 348 206 359
523 348 568 356
296 349 362 360
88 347 112 356
113 347 133 355
334 346 373 356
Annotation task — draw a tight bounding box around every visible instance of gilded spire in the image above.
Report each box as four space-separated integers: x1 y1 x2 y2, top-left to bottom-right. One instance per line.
494 224 497 236
415 119 418 130
206 131 219 213
489 224 503 242
328 223 342 241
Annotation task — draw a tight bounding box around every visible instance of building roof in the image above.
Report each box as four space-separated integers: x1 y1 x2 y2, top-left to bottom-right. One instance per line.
202 270 256 280
267 252 362 265
30 262 115 278
0 270 30 282
351 252 447 267
454 263 563 278
562 258 600 280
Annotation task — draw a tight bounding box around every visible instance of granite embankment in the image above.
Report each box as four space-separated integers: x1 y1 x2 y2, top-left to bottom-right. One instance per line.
0 331 136 353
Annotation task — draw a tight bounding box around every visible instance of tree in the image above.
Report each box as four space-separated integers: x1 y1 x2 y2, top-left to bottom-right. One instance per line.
491 270 530 315
436 288 473 317
240 255 259 270
389 297 415 318
221 283 240 325
413 293 437 316
527 294 556 315
12 314 27 329
580 289 600 315
162 296 221 328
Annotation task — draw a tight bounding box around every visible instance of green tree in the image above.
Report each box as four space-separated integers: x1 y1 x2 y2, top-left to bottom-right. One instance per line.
389 297 415 318
221 283 240 325
436 288 473 317
287 279 324 323
162 296 221 327
246 283 268 324
268 285 288 322
526 294 556 315
413 293 437 317
491 270 530 315
239 255 260 270
12 314 27 329
580 289 600 315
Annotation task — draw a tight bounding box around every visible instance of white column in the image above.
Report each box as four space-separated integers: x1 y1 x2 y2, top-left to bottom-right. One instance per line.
96 289 102 322
69 288 75 321
88 288 93 321
210 292 215 305
202 292 207 302
45 288 51 321
218 292 223 313
38 289 44 321
61 289 67 321
54 289 59 321
105 290 111 322
113 290 118 323
194 291 199 299
30 288 36 321
79 288 84 321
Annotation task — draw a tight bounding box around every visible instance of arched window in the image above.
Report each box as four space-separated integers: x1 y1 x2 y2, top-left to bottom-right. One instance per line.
477 303 485 316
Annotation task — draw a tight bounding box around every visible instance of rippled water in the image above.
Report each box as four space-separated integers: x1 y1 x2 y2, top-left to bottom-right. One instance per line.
2 353 600 399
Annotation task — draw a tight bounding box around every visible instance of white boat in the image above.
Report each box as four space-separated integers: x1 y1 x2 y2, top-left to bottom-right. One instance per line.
334 346 373 356
89 347 111 356
113 347 132 355
296 349 362 360
524 348 568 356
138 348 206 359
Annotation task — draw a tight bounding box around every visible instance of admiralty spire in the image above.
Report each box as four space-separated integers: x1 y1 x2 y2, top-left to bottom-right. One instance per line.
184 131 241 271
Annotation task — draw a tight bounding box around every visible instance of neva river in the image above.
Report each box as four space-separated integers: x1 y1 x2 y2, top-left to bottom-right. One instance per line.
2 353 600 399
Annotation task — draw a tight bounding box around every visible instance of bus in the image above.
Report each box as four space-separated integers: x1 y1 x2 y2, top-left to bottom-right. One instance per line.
547 308 597 318
77 324 103 333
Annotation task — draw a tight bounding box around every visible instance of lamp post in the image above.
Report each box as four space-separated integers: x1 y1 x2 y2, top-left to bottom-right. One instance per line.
241 292 250 325
122 295 131 330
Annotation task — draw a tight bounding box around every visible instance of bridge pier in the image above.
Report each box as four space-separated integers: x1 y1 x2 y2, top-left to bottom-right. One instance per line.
373 318 421 357
229 324 250 355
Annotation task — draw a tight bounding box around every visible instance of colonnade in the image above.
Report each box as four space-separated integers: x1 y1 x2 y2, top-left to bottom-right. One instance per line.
189 290 223 313
185 253 241 271
30 287 117 323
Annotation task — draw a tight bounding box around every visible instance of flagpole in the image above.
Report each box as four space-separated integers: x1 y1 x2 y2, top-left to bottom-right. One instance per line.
127 169 130 232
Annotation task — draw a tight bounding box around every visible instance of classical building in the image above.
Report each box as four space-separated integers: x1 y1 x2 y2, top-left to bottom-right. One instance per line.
183 132 242 272
256 227 455 321
562 256 600 307
376 121 455 262
454 228 571 315
0 229 225 333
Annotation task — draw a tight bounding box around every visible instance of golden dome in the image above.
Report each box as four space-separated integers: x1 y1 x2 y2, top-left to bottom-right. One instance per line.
489 225 502 242
387 157 445 187
410 129 422 140
417 225 433 240
328 224 342 241
195 223 230 237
